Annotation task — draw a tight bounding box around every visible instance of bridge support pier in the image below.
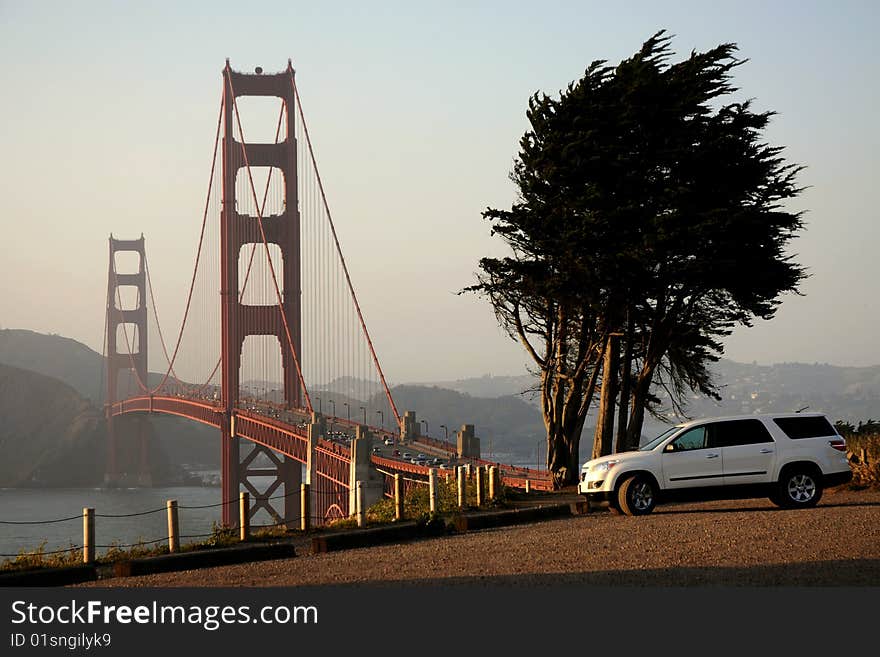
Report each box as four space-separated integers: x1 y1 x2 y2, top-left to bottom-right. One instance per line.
237 442 301 530
221 412 304 529
348 425 383 518
456 424 481 460
401 411 419 443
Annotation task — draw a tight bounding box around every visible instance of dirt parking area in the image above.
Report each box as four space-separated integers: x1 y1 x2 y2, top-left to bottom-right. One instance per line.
74 488 880 588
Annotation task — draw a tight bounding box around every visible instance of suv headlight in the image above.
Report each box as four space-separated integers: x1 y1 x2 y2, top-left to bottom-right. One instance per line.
589 460 620 474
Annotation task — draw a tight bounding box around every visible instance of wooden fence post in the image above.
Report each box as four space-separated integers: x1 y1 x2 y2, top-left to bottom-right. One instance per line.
166 499 179 553
300 483 310 532
429 468 438 513
82 507 95 564
394 474 403 520
489 466 498 501
356 481 365 528
457 466 467 509
239 492 250 541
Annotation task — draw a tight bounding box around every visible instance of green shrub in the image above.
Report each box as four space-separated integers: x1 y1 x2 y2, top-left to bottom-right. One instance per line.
0 541 81 572
195 521 238 548
99 539 168 563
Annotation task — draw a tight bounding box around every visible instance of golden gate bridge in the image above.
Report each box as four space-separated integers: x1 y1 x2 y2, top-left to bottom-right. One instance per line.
104 60 551 529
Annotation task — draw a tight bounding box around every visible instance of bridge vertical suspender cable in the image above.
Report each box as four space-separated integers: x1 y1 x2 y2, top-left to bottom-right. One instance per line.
140 96 225 396
288 71 402 429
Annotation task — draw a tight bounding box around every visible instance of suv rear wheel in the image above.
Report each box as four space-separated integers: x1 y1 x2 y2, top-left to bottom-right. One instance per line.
774 467 823 509
617 475 657 516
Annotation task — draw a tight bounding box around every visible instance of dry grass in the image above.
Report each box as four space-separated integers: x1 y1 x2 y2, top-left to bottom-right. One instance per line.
845 433 880 489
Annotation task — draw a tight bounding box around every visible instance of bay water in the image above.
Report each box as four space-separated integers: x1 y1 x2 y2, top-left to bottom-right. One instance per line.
0 484 226 561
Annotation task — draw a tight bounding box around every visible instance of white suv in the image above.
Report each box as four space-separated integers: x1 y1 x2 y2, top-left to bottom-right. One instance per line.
578 413 852 516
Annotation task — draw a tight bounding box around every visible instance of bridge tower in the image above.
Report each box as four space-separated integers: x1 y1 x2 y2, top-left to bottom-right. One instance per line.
220 61 302 527
105 235 151 487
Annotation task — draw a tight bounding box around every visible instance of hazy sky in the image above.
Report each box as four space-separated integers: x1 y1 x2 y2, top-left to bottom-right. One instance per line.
1 1 878 383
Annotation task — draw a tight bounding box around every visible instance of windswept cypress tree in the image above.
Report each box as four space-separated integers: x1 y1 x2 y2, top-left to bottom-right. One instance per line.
466 31 805 487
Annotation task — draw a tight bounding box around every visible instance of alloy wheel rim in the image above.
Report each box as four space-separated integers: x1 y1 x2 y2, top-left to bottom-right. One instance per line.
787 474 816 502
633 482 653 510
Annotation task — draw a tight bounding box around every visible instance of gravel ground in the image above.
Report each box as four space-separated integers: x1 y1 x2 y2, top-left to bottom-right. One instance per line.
74 488 880 588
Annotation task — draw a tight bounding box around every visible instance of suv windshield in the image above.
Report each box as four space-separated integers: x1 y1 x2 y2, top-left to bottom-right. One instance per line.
639 426 681 451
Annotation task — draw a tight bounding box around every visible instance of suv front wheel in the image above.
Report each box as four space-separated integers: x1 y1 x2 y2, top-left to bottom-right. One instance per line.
774 467 823 509
617 475 657 516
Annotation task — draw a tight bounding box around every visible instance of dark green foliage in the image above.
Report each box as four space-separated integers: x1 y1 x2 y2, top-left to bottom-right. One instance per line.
467 31 805 485
835 419 880 437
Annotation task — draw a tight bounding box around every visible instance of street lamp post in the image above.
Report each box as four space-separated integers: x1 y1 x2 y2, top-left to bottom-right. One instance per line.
440 424 449 451
344 402 350 422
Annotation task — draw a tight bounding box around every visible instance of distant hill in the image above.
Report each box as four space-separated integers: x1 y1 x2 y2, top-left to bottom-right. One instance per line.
0 363 188 486
411 374 538 401
386 385 545 464
655 360 880 427
0 362 104 486
0 329 219 472
0 329 105 403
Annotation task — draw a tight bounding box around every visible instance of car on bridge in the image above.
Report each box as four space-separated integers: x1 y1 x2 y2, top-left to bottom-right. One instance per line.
577 413 853 516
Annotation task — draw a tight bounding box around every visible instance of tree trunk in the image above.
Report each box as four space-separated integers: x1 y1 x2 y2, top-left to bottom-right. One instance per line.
615 311 633 452
542 365 596 489
625 370 654 449
568 412 588 477
591 333 619 459
547 423 572 487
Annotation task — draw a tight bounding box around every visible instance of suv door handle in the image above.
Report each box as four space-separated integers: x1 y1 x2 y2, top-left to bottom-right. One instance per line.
706 453 719 459
759 448 774 454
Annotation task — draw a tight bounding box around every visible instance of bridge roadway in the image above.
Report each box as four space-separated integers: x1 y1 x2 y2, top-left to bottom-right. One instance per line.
110 393 553 493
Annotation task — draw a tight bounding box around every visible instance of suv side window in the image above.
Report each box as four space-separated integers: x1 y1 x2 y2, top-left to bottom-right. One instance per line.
711 419 774 447
668 426 708 451
773 416 837 439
